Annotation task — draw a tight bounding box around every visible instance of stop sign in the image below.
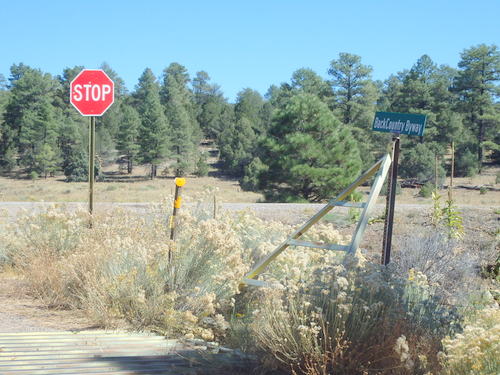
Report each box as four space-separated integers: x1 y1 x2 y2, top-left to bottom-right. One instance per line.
70 69 114 116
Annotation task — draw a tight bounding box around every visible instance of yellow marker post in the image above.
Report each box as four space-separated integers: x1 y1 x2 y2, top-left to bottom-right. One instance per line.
169 178 186 260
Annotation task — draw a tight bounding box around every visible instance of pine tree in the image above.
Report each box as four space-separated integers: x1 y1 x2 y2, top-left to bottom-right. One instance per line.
218 116 256 175
98 63 127 162
328 53 378 127
382 56 468 179
115 103 140 173
234 88 265 135
328 53 380 168
135 68 170 178
0 76 11 168
290 68 333 103
1 65 60 173
258 94 362 201
58 118 88 182
192 71 227 139
161 63 201 176
34 143 59 178
453 44 500 172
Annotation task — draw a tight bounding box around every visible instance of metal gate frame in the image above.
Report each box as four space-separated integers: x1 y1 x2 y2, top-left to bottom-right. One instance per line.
241 153 392 287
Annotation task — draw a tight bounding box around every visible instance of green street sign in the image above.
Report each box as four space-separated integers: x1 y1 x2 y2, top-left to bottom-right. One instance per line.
372 111 427 136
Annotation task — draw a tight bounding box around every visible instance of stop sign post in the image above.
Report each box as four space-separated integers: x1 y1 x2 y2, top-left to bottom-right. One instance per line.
70 69 115 219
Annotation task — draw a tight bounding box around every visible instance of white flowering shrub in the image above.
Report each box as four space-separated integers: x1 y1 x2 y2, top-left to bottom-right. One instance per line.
3 200 496 375
441 308 500 375
392 231 487 307
243 254 461 374
2 202 262 340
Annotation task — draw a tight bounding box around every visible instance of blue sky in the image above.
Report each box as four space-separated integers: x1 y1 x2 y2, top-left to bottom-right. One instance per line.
0 0 498 102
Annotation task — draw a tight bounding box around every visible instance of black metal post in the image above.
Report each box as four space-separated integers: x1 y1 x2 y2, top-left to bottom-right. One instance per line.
382 136 400 265
89 116 95 223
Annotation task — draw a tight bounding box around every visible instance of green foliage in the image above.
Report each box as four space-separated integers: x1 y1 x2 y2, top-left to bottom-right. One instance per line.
192 71 227 139
455 144 479 177
34 143 59 177
0 46 497 188
116 103 140 173
258 94 362 201
63 148 88 182
328 52 376 127
161 63 201 175
400 143 445 183
479 186 489 194
194 152 209 177
290 68 332 99
430 190 464 239
453 44 500 171
135 68 171 177
419 182 434 198
58 118 87 183
328 53 381 169
217 88 266 177
380 180 401 196
442 198 464 239
234 88 265 135
218 116 256 176
241 157 268 191
1 64 60 173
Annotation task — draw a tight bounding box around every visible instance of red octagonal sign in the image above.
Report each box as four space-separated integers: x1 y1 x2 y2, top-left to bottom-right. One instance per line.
70 69 114 116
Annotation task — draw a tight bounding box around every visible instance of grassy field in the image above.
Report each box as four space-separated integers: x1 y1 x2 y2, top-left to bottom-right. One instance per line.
0 167 263 203
0 163 498 206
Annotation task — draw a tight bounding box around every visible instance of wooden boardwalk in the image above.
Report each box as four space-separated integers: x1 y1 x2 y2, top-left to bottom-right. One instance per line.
0 331 254 374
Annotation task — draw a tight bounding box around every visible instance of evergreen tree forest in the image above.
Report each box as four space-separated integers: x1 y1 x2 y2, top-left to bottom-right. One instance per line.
0 44 498 201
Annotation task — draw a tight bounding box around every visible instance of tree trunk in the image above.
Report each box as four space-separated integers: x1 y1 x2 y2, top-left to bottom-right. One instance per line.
150 164 154 180
449 141 455 201
127 157 132 174
478 117 484 173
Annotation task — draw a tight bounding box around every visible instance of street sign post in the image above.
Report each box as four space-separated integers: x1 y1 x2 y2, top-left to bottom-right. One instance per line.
372 111 427 265
70 70 114 221
70 69 115 116
372 111 426 137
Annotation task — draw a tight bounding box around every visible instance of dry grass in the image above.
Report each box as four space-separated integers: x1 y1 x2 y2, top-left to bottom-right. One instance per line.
0 164 498 205
0 172 262 203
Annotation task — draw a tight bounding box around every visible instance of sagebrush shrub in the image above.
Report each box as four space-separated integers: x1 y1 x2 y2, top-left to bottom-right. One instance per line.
244 253 460 374
3 202 256 338
441 308 500 375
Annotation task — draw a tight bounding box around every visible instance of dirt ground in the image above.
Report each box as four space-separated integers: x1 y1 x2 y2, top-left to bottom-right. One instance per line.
0 271 100 332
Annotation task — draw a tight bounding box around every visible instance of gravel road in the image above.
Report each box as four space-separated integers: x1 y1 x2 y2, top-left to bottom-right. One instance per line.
0 201 433 223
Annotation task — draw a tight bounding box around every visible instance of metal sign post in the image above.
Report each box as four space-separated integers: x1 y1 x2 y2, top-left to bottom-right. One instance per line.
381 136 400 265
89 116 96 219
372 111 426 266
70 69 115 221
